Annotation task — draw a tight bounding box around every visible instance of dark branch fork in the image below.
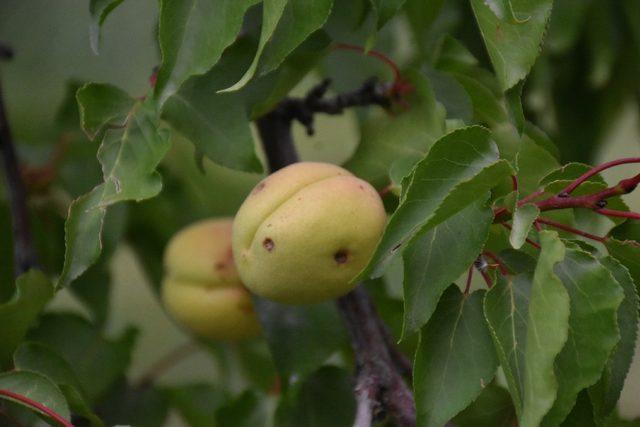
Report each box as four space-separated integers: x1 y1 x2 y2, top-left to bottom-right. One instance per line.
0 43 38 277
256 78 416 427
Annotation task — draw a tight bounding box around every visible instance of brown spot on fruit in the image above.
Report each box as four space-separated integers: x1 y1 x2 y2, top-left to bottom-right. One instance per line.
214 262 226 271
263 238 275 252
358 184 364 190
334 250 349 264
252 182 266 195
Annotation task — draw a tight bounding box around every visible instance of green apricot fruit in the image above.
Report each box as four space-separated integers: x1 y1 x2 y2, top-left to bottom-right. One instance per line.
162 219 261 340
232 162 387 305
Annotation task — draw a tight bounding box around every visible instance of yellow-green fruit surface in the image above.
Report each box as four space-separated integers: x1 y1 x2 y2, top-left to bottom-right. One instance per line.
232 162 387 305
162 219 261 340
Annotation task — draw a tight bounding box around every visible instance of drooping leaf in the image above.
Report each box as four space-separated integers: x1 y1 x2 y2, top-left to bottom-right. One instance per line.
154 0 259 104
221 0 288 92
542 246 624 426
253 298 347 380
484 231 570 426
214 391 269 427
257 0 334 76
161 37 263 173
59 99 171 288
589 257 640 421
28 313 137 402
470 0 553 90
0 371 71 423
509 204 539 249
89 0 126 54
403 198 493 336
414 286 498 427
359 126 513 279
0 270 53 368
96 379 169 427
76 83 136 139
275 366 356 427
344 69 446 189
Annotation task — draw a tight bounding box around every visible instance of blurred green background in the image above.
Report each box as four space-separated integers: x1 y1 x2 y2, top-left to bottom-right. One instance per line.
1 0 639 421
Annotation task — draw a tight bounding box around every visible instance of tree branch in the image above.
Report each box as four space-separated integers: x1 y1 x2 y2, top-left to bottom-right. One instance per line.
0 45 38 277
255 79 415 427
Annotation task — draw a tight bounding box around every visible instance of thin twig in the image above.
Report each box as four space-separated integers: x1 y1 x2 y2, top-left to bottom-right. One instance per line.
0 49 39 276
134 341 199 388
536 217 608 243
560 157 640 195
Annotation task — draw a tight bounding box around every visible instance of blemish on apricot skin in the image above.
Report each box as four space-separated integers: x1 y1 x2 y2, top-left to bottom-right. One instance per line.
252 182 266 194
334 250 349 264
263 238 275 252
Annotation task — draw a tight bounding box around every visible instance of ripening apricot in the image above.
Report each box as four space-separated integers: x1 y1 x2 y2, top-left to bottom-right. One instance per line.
162 219 261 340
232 162 386 305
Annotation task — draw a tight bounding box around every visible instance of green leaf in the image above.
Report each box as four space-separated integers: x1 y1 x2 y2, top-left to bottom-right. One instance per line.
257 0 334 76
483 231 570 426
589 257 640 421
370 0 406 29
560 391 596 427
542 247 624 426
403 198 493 336
344 69 446 188
215 391 268 427
221 0 289 92
154 0 259 103
161 37 263 173
453 382 517 427
59 100 170 288
253 298 347 380
607 239 640 294
509 204 539 249
506 81 525 133
76 83 136 139
470 0 554 90
414 286 498 427
97 380 169 427
0 371 71 422
359 126 513 279
89 0 125 54
28 313 137 402
165 384 228 427
14 342 103 426
0 270 53 368
275 366 356 427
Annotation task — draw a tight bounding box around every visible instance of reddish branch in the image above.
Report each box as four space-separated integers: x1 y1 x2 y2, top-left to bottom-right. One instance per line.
0 44 39 276
535 217 607 243
256 79 415 427
0 389 73 427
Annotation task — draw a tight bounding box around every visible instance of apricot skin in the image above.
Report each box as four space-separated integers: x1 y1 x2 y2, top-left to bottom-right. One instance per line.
162 219 261 340
232 162 387 305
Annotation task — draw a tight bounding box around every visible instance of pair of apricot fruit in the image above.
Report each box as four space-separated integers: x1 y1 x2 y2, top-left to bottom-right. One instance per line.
161 162 386 340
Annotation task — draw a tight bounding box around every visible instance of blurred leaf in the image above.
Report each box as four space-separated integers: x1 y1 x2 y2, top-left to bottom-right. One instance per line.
506 81 525 133
154 0 259 104
76 83 136 139
423 66 473 123
402 198 492 336
257 0 334 76
370 0 406 29
215 390 269 427
96 379 169 427
545 0 592 53
0 371 71 422
453 74 508 127
560 390 596 427
221 0 288 92
509 204 539 249
414 286 498 427
542 246 624 426
165 383 228 427
13 342 103 426
89 0 126 54
344 69 446 188
453 382 517 427
470 0 553 90
589 257 640 421
586 1 618 88
0 270 53 368
0 205 13 300
359 126 513 279
28 313 137 402
59 99 170 288
162 37 263 173
483 231 570 426
275 366 355 427
607 239 640 294
253 298 347 380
